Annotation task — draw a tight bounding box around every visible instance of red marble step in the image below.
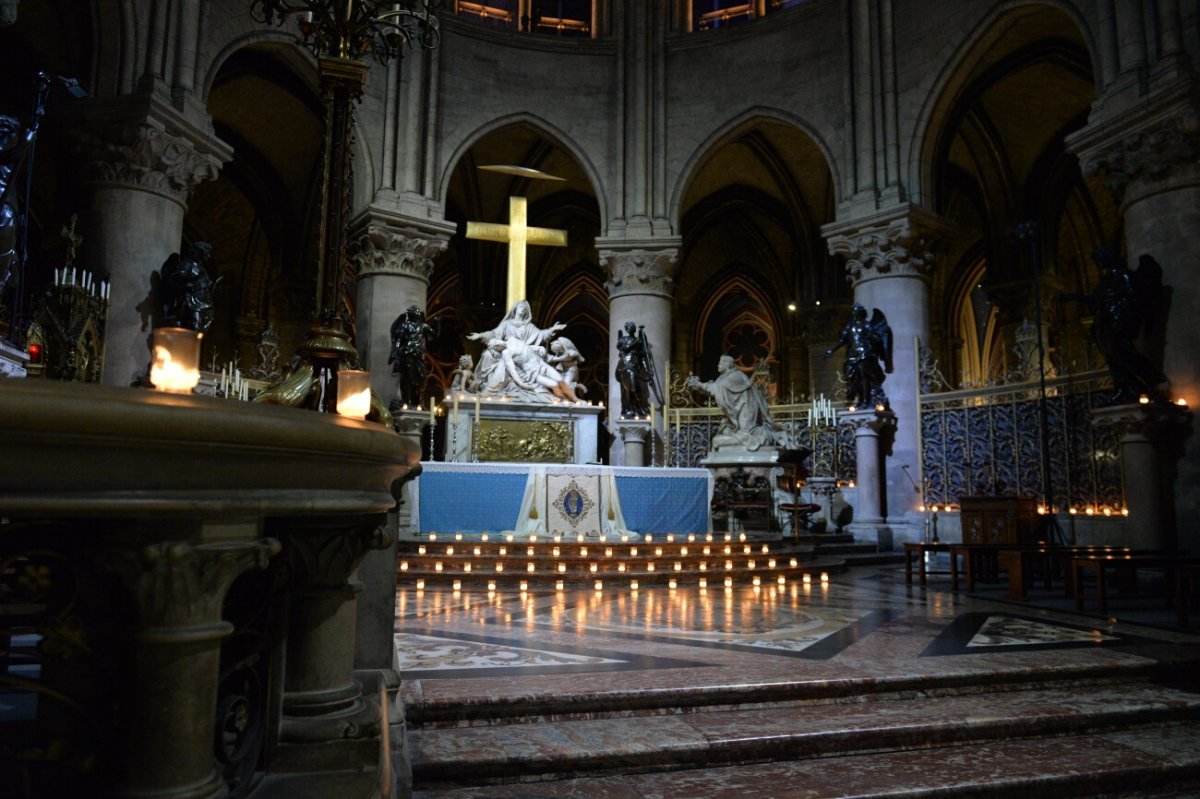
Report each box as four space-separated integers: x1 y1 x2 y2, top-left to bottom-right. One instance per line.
409 683 1200 790
410 720 1200 798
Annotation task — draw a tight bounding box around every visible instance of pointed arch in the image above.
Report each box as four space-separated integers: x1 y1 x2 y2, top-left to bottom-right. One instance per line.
437 112 608 231
670 105 840 232
908 0 1100 208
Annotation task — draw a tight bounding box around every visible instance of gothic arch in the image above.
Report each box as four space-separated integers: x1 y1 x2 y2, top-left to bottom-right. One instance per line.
670 105 840 231
437 112 608 231
908 0 1099 209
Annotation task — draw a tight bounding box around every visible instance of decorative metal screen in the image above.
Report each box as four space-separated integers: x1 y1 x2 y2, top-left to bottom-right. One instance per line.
919 371 1123 512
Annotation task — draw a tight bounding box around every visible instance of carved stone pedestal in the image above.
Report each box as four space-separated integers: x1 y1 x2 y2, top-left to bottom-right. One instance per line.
274 516 394 764
1092 402 1193 551
840 408 898 549
617 420 651 467
109 538 280 799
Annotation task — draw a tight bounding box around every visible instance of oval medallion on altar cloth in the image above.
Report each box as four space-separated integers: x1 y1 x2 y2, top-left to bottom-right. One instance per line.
552 477 597 530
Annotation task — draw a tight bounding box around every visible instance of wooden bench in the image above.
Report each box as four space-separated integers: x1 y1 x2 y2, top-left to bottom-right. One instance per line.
948 543 1139 599
903 542 951 586
1073 554 1199 612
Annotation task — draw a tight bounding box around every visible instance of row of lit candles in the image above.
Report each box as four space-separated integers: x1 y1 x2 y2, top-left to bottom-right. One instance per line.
411 572 831 591
427 532 748 543
415 544 772 556
402 557 801 573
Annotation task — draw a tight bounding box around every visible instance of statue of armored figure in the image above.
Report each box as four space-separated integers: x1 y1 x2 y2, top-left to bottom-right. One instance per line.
0 80 46 302
824 303 893 408
615 321 653 418
159 241 218 332
687 354 791 452
1063 248 1167 404
390 305 434 408
465 299 579 403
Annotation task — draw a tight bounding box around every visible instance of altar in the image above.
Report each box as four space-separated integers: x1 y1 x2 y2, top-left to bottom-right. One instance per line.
441 397 605 464
415 462 712 537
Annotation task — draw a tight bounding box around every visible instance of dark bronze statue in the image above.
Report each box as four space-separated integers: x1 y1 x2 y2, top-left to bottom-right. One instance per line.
0 74 47 301
824 303 893 408
159 241 217 332
615 320 652 418
1065 248 1166 403
390 305 434 408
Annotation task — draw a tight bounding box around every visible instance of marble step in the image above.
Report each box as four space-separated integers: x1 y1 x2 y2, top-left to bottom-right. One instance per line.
404 659 1175 728
812 541 881 556
409 682 1200 790
410 720 1200 798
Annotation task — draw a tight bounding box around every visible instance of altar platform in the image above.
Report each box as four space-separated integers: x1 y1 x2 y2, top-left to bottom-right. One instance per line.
414 462 712 537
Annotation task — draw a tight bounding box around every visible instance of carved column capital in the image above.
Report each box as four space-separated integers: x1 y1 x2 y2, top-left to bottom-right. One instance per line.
823 206 947 286
1091 401 1193 445
76 107 232 206
104 538 281 635
349 222 451 282
598 246 680 299
1066 79 1200 208
280 516 394 588
838 407 897 436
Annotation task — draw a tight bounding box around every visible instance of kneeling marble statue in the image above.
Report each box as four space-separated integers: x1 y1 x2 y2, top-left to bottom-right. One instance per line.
687 355 790 451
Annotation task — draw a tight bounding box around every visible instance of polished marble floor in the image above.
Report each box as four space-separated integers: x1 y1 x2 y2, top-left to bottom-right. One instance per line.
395 563 1200 708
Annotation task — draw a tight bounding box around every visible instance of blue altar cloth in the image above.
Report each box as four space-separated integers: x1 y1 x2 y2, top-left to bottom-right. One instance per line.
415 462 712 536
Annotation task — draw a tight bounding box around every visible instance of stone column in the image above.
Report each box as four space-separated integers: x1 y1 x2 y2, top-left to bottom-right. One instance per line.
1092 403 1193 551
350 215 453 403
78 107 230 387
618 421 650 467
105 537 280 799
840 407 897 549
273 515 393 755
599 245 679 464
823 205 944 534
1066 79 1200 546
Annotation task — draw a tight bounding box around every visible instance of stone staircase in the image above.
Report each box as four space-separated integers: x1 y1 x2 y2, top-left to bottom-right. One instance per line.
404 660 1200 798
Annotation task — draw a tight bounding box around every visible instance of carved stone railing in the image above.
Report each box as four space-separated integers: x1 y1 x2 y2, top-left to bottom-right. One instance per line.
0 380 419 799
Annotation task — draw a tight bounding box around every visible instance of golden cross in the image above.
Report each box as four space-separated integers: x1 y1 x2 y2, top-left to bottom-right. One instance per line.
466 166 567 309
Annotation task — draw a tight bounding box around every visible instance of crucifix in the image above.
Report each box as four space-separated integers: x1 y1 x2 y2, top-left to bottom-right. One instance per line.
466 165 568 309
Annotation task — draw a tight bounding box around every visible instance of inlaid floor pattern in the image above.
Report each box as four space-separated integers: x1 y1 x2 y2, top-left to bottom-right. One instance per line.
397 567 1200 798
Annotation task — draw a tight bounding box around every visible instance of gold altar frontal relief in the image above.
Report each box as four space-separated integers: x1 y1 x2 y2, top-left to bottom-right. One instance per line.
547 473 602 535
476 420 572 463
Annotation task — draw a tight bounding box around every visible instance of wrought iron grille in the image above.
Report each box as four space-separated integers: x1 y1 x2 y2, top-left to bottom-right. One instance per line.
919 370 1123 511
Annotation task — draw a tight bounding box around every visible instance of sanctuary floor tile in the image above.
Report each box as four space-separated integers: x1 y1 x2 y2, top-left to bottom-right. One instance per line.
395 566 1200 716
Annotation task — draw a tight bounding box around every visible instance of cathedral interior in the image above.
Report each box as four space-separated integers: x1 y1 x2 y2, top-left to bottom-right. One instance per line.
2 1 1200 797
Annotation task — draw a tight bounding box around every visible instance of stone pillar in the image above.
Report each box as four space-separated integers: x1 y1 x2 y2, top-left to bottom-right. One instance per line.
840 407 897 549
78 107 230 387
823 205 945 532
105 537 280 799
1066 79 1200 548
273 515 393 755
350 215 453 403
599 245 679 464
1092 403 1193 551
618 421 650 467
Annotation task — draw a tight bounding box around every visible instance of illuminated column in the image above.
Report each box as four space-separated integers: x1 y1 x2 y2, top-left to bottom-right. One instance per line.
1067 81 1200 543
79 107 229 386
840 407 897 548
823 205 945 536
600 245 679 464
350 215 453 402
